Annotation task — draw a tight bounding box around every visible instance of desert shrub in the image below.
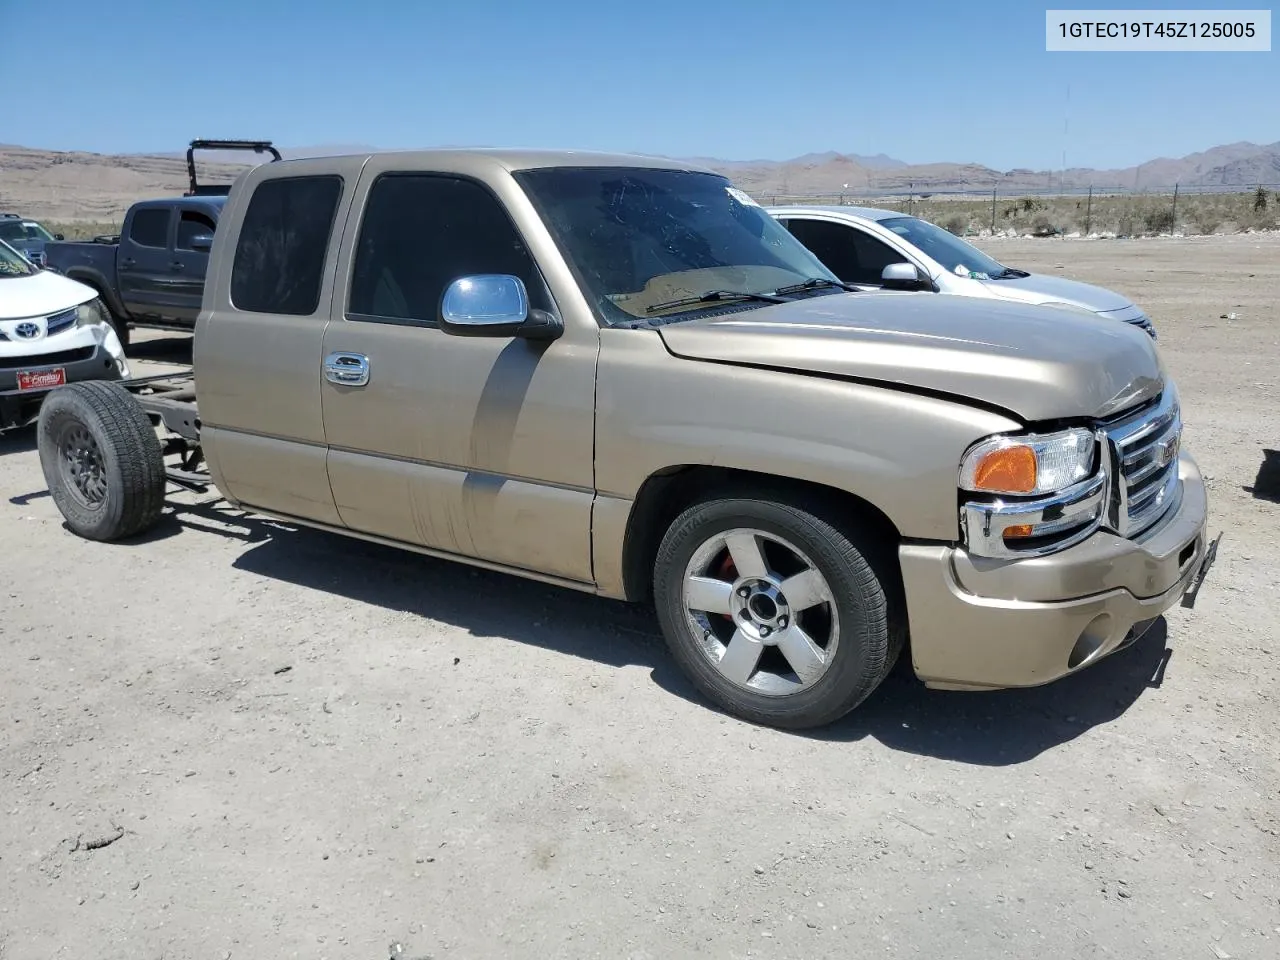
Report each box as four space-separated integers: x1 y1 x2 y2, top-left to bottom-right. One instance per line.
1142 207 1175 234
1030 214 1060 236
1194 214 1222 235
943 214 967 235
1241 209 1278 231
1254 185 1269 212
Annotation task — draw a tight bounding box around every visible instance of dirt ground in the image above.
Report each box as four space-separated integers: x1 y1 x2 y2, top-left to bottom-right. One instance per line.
2 234 1278 960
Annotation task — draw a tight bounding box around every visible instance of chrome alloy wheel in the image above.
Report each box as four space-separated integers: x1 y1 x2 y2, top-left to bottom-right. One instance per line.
682 528 839 696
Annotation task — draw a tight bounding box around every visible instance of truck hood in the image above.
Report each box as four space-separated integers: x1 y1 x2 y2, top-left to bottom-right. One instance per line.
976 271 1134 315
656 292 1165 423
0 269 96 320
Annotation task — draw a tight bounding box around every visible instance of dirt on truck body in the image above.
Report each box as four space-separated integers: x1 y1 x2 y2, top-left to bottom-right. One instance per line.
33 149 1217 729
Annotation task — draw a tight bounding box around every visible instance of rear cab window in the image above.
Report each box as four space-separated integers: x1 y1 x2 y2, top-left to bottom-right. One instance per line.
230 176 343 315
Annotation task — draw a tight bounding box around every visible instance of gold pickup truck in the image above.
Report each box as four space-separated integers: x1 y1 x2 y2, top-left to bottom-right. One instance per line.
35 150 1216 728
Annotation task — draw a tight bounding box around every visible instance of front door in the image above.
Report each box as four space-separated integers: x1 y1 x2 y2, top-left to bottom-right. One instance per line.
118 206 176 319
319 166 598 584
783 217 914 288
170 206 218 323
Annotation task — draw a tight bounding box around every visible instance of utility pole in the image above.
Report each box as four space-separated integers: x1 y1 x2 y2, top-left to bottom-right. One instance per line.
1085 185 1093 235
991 186 997 233
1171 183 1179 234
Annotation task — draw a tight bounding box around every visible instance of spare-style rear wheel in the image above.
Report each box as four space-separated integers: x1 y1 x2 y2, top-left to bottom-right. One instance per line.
654 496 900 729
37 382 164 541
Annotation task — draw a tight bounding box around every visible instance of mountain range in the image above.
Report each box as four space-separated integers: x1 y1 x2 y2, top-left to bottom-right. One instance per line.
1 140 1277 222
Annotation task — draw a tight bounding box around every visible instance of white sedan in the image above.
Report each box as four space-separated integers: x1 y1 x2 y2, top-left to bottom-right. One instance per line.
768 204 1157 337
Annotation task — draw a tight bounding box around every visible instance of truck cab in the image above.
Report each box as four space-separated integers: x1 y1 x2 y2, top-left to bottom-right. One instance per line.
42 139 279 344
114 197 221 325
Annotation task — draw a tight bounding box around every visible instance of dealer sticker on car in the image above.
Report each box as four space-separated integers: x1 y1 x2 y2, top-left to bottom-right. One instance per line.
17 369 67 391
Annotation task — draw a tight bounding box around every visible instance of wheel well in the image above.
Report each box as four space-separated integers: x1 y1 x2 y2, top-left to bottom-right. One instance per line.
68 273 126 320
620 465 903 603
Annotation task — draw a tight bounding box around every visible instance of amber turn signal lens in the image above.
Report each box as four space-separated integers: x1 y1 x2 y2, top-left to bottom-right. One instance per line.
971 445 1037 494
1003 524 1035 540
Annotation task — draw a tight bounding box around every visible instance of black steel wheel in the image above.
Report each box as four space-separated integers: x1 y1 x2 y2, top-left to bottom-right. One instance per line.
37 381 164 541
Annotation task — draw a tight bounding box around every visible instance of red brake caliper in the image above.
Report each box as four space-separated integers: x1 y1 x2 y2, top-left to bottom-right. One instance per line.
716 552 737 621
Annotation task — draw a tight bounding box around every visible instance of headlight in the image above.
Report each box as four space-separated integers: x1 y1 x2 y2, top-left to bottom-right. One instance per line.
75 298 108 328
960 427 1096 497
959 427 1106 558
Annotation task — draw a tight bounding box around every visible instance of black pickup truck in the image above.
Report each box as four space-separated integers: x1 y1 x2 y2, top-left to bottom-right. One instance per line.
43 140 280 348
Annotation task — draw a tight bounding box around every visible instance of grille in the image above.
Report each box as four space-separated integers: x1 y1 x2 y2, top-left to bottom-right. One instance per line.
45 308 77 335
1104 391 1182 537
0 347 95 370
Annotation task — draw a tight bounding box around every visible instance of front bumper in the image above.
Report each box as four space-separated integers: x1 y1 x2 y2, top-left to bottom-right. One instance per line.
900 452 1209 690
0 337 127 429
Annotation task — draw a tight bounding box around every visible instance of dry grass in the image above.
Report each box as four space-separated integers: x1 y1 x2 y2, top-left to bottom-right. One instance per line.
44 220 122 240
37 191 1279 246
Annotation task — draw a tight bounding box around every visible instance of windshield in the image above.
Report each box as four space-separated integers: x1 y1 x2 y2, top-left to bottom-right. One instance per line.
25 220 56 242
0 220 54 245
514 167 838 323
0 239 37 277
878 215 1007 279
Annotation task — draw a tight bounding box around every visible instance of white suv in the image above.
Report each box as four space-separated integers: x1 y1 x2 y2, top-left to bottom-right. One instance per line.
1 239 129 430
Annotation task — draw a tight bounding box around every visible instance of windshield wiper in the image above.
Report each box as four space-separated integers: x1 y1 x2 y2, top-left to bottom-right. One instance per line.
772 277 859 296
645 289 788 315
993 267 1031 279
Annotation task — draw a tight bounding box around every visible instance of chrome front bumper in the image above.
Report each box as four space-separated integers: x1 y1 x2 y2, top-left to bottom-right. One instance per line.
900 451 1209 691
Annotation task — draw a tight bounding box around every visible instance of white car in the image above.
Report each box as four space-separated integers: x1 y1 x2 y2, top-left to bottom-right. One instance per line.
1 238 130 431
768 205 1157 338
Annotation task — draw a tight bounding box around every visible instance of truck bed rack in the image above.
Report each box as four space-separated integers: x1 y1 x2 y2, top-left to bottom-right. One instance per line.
185 139 282 197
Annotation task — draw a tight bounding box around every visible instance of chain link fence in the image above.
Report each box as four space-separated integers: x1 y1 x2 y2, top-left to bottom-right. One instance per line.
753 183 1280 238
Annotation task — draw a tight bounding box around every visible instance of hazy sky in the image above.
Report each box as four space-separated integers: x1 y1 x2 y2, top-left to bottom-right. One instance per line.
8 0 1277 168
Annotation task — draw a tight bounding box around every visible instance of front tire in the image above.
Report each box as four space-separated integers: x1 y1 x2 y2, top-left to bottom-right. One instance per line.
37 382 164 541
653 496 899 729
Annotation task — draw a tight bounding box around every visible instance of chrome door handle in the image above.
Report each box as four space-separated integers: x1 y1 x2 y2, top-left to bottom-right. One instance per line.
323 352 370 387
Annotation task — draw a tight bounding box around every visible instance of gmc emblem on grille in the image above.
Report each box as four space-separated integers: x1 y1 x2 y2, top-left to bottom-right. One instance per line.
1157 434 1180 467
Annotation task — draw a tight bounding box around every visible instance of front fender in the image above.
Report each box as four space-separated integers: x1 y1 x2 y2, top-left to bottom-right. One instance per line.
591 329 1020 591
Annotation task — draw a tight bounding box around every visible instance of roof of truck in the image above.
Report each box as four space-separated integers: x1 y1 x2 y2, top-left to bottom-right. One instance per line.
128 195 228 212
269 148 715 175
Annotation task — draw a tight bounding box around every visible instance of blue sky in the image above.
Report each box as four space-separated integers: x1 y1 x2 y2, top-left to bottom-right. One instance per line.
8 0 1276 169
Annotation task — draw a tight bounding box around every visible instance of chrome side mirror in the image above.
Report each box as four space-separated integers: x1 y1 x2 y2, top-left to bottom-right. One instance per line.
880 262 933 291
438 274 562 341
